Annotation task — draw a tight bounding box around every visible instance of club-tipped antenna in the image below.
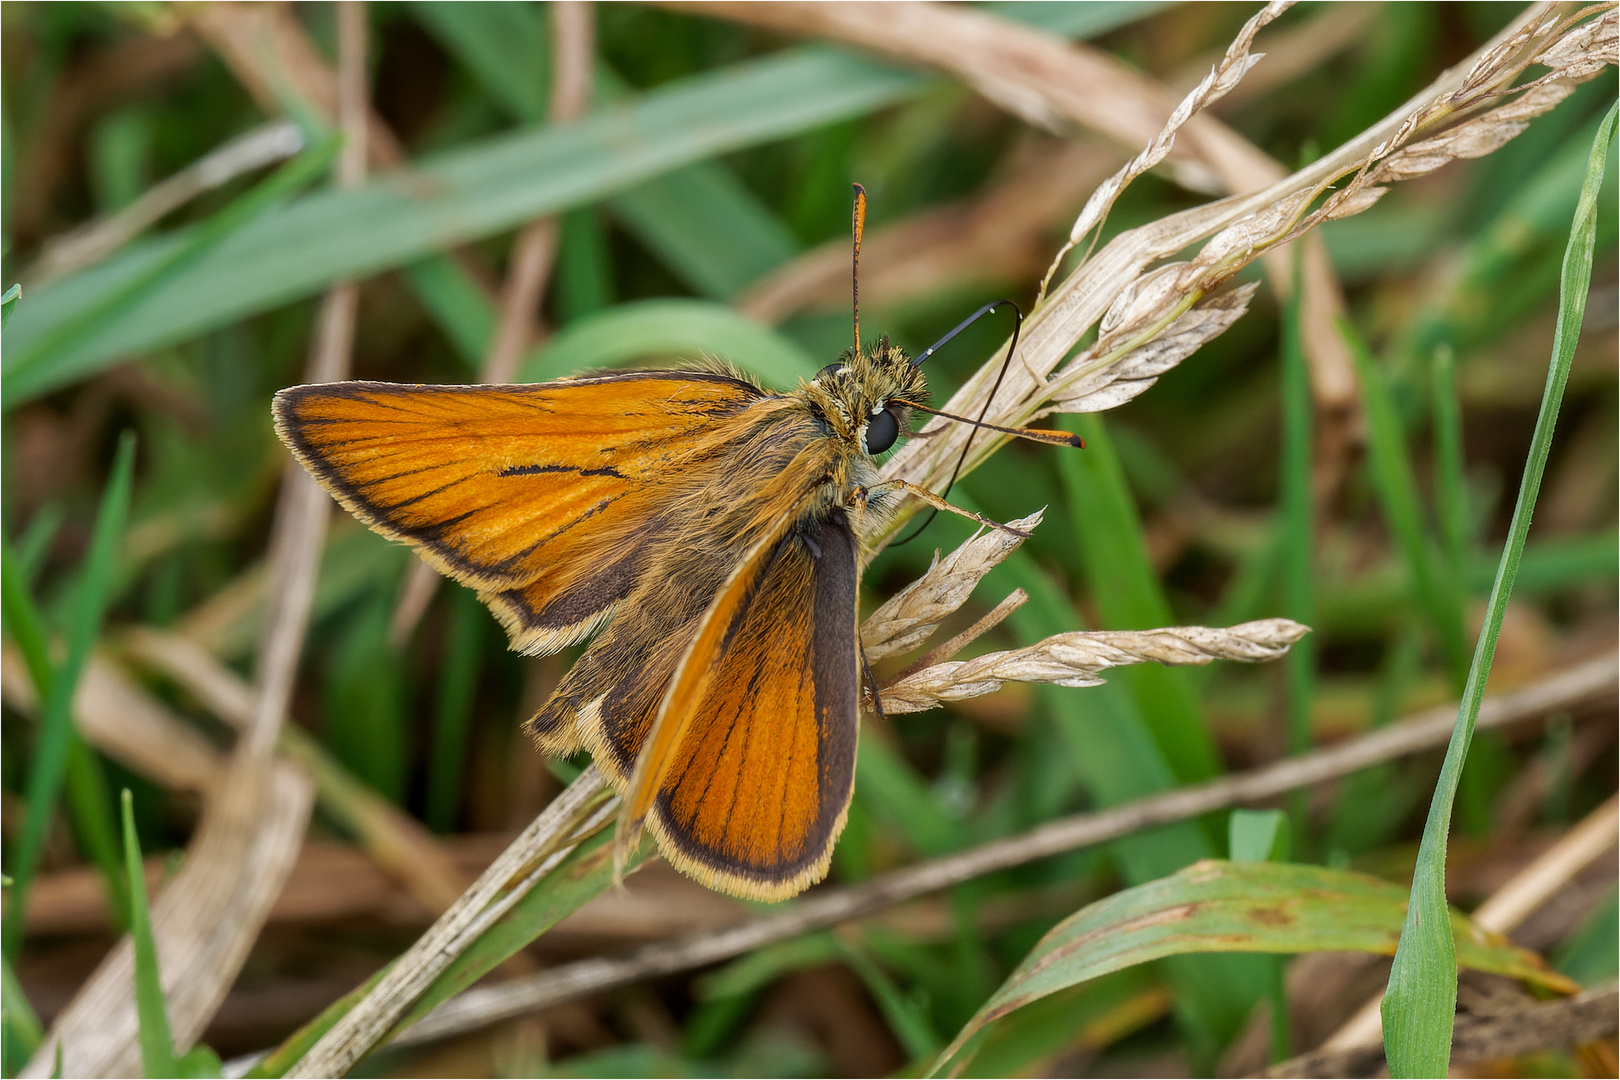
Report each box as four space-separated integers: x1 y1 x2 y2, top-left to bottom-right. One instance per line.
851 183 867 358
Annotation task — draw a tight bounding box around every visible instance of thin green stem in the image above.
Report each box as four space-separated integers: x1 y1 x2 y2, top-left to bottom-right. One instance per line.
2 433 136 962
1382 101 1617 1079
123 789 177 1078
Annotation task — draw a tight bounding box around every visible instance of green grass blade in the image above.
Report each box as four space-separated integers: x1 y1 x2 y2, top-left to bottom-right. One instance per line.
1059 415 1222 783
1381 101 1616 1079
418 0 802 305
324 599 409 804
401 255 499 372
930 860 1575 1077
975 536 1267 1065
383 830 645 1046
555 209 615 324
412 1 550 123
855 736 963 858
425 588 484 833
1343 323 1471 688
1401 103 1616 364
1552 887 1617 987
958 968 1162 1079
2 137 339 408
122 789 178 1078
1228 807 1290 1061
2 432 136 962
608 163 801 301
683 935 845 1058
0 284 19 330
2 953 44 1077
1228 809 1288 863
244 966 394 1079
0 540 53 697
521 298 819 386
255 827 639 1076
0 529 130 931
834 939 941 1062
12 506 64 589
3 50 924 404
62 741 129 930
995 1 1176 37
1314 530 1617 637
4 3 1174 405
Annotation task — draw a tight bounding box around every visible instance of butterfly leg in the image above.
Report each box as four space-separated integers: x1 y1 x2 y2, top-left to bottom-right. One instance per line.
852 480 1031 539
859 638 887 724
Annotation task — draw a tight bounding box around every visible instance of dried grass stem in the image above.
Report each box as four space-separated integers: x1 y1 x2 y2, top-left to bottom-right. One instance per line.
389 653 1616 1049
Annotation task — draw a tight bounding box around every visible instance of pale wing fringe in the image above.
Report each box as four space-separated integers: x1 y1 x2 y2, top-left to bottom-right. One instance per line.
881 619 1310 714
878 2 1618 536
861 510 1043 662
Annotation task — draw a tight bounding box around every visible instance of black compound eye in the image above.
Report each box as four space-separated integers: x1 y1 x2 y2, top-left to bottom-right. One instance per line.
864 408 899 455
816 363 843 382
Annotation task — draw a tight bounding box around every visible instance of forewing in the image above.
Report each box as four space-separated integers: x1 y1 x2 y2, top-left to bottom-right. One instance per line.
641 512 860 902
273 374 761 652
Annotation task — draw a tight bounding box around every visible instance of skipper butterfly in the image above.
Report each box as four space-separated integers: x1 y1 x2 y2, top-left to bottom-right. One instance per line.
274 186 1079 900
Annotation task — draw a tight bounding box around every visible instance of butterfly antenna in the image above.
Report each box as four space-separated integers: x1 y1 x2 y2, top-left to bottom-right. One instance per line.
911 300 1012 369
851 182 866 357
893 301 1037 546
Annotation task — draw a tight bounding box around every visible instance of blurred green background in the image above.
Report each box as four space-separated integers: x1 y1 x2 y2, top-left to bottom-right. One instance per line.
2 3 1615 1076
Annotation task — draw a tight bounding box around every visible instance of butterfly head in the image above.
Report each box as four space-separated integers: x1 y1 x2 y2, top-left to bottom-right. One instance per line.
807 337 928 459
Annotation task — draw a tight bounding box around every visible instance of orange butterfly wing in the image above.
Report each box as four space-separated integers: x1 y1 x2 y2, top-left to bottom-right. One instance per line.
272 373 762 654
635 511 860 901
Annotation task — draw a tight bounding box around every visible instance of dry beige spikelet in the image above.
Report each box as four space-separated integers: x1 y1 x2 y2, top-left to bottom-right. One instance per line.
877 3 1617 536
881 618 1310 714
1045 283 1259 414
862 511 1042 662
1046 0 1294 286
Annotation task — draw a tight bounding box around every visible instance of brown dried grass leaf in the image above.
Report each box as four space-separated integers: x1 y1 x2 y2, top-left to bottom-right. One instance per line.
860 510 1042 662
24 758 314 1078
879 618 1309 714
0 645 223 794
286 770 616 1078
123 627 472 913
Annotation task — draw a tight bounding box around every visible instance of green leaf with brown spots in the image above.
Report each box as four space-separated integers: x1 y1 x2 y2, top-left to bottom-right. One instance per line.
928 860 1576 1077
